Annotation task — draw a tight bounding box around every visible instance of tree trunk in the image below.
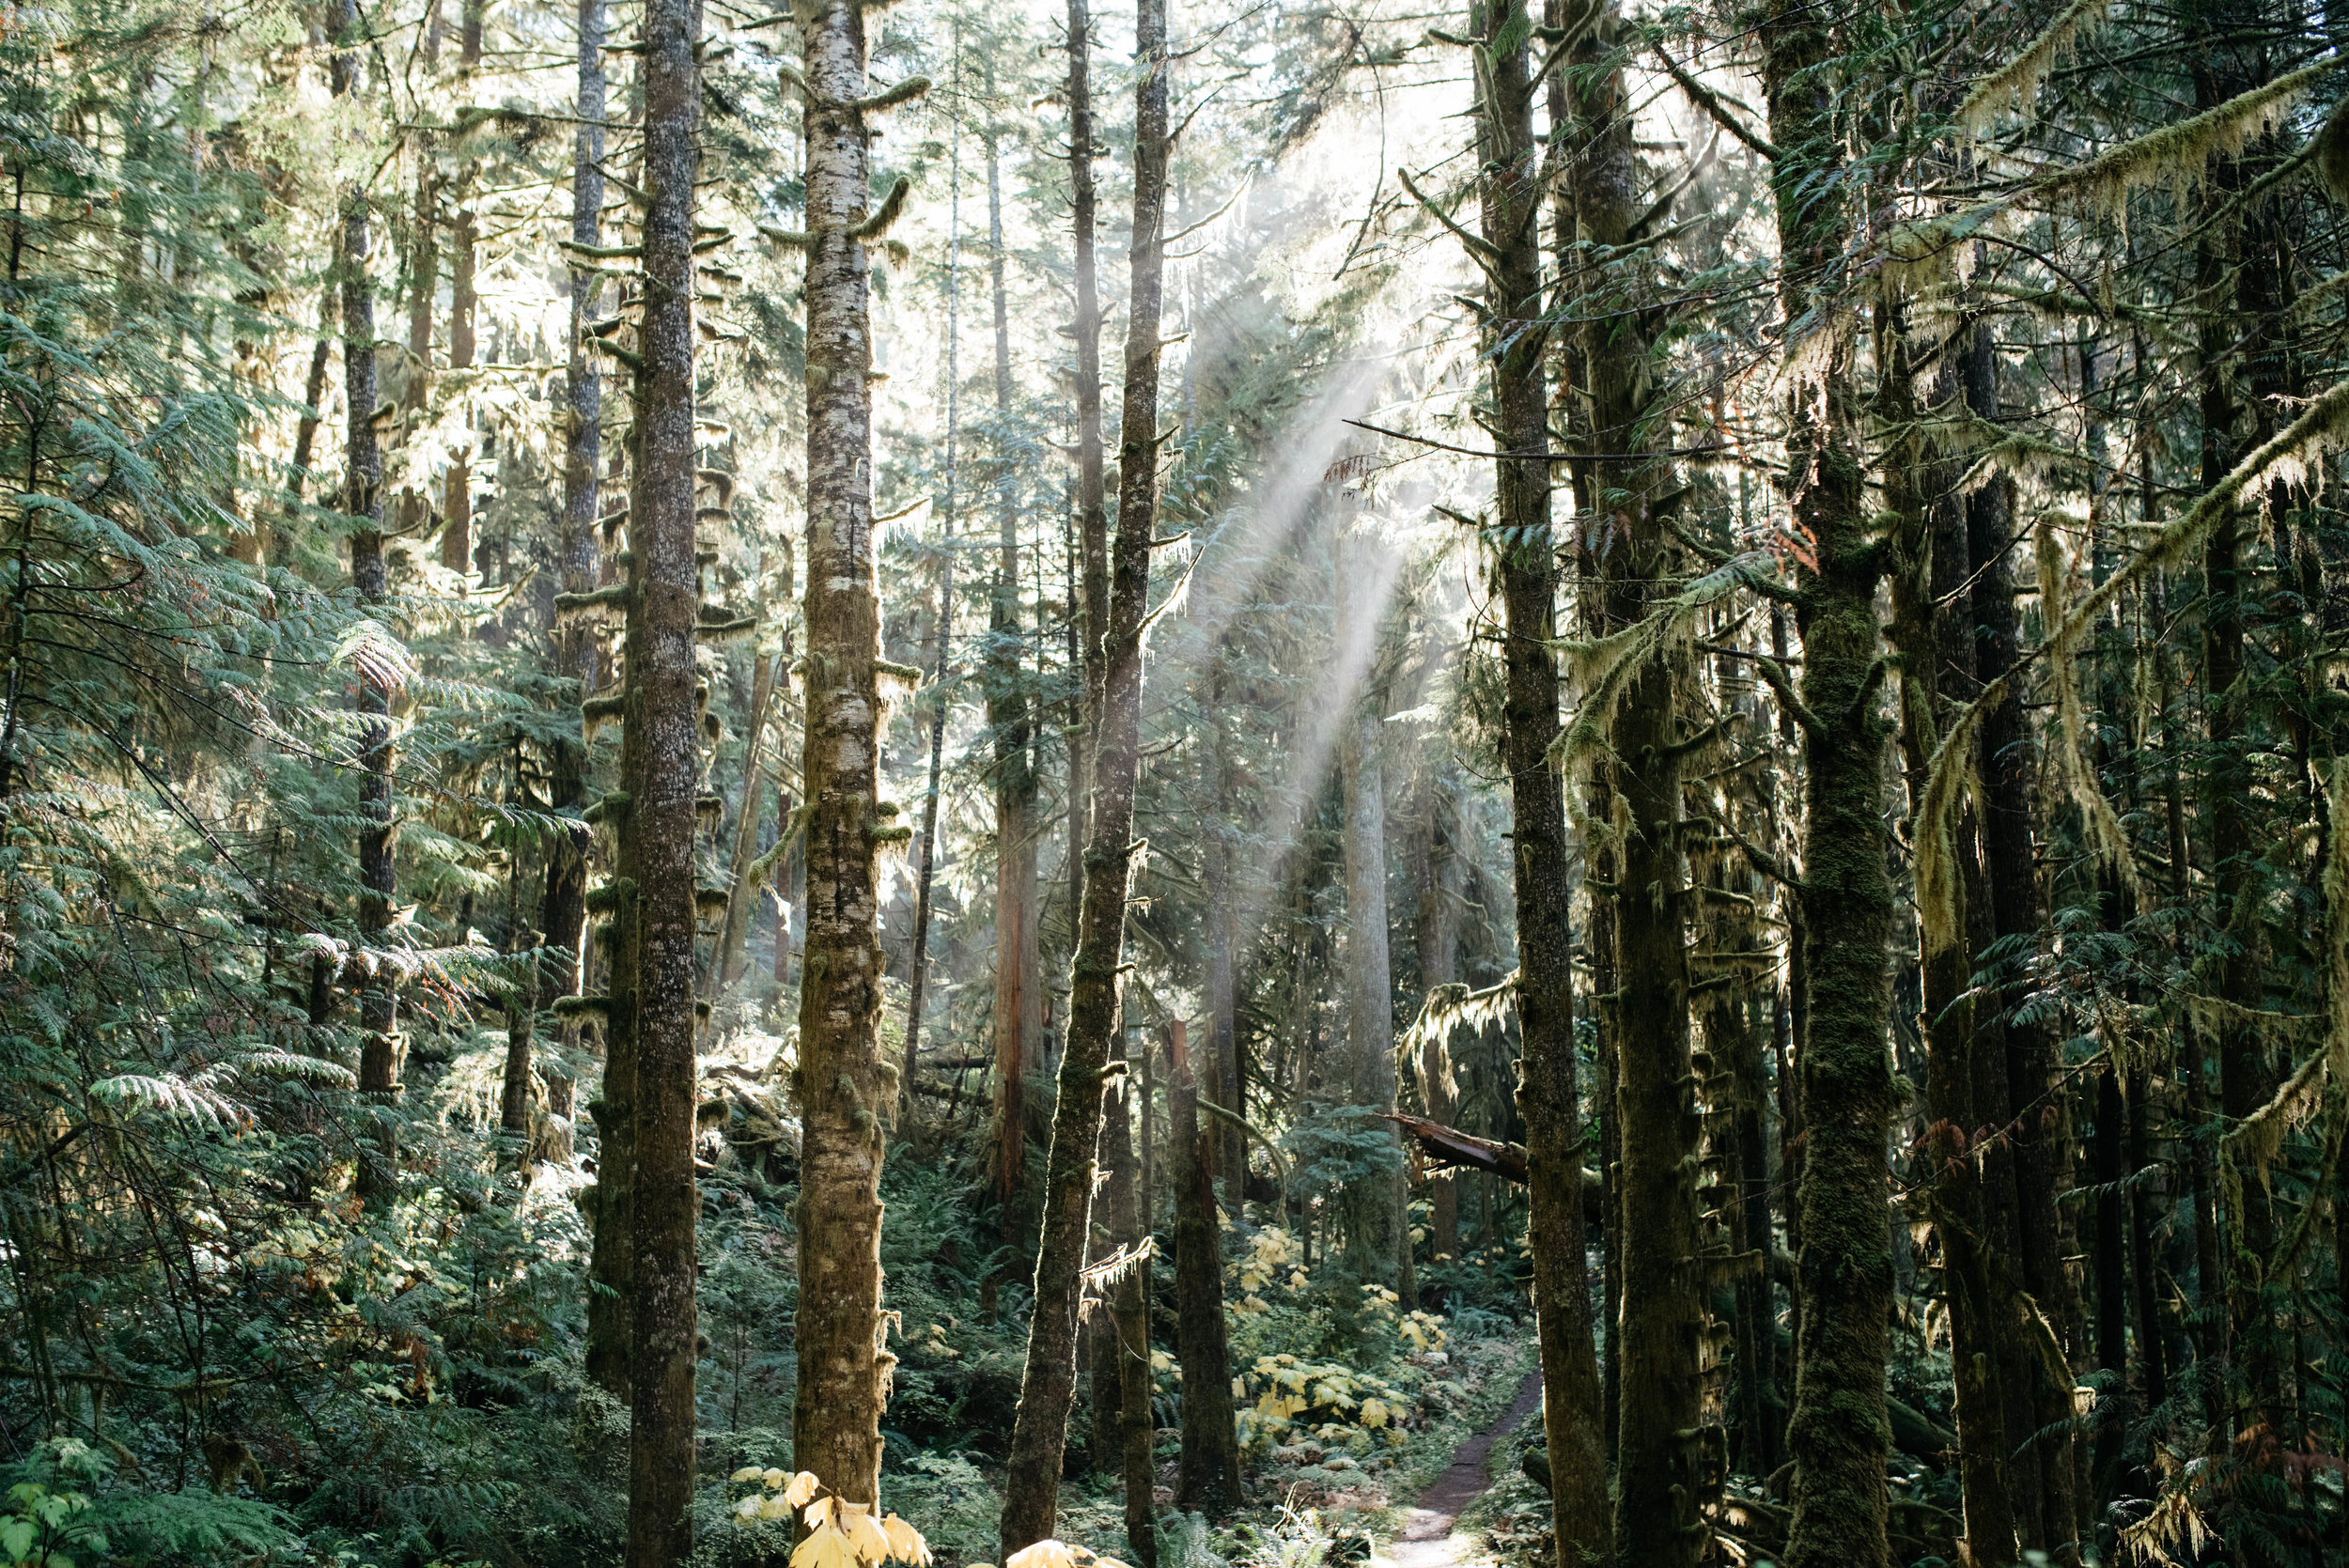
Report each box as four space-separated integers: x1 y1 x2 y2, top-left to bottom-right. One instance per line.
994 0 1167 1541
1413 766 1462 1265
1762 7 1895 1563
334 0 399 1215
1885 309 2015 1567
1101 1061 1159 1568
542 0 603 1086
1336 520 1401 1286
791 0 894 1510
1170 1023 1241 1514
714 644 781 993
443 197 476 579
1560 13 1699 1560
625 0 702 1555
1465 0 1610 1557
901 78 962 1117
1965 325 2082 1545
988 133 1042 1220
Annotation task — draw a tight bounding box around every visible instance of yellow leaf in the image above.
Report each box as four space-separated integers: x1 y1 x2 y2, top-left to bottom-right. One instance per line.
732 1467 765 1483
786 1471 823 1507
1006 1540 1081 1568
1232 1377 1247 1400
840 1502 892 1563
759 1495 795 1522
1360 1398 1390 1429
765 1467 790 1489
793 1524 858 1568
882 1514 933 1566
804 1496 835 1531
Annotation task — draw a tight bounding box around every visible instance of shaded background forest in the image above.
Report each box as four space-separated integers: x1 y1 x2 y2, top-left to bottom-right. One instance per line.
3 0 2348 1564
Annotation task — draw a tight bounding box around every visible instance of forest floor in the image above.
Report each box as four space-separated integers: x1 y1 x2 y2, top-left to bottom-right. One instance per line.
1377 1369 1545 1568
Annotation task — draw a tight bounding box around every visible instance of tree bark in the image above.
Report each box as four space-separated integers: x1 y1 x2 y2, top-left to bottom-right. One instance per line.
541 0 603 1081
443 196 476 579
1884 309 2015 1567
1762 7 1896 1563
1413 766 1463 1265
1464 1 1610 1559
1336 520 1402 1286
995 0 1167 1542
624 0 703 1554
334 0 399 1215
792 0 894 1510
988 133 1042 1219
1559 11 1700 1560
902 78 962 1117
1101 1061 1159 1567
1170 1024 1241 1514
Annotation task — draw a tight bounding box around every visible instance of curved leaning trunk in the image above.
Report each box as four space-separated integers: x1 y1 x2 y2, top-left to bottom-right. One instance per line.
997 0 1170 1545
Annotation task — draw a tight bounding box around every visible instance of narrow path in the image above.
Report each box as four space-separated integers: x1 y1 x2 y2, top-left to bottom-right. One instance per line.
1381 1365 1544 1568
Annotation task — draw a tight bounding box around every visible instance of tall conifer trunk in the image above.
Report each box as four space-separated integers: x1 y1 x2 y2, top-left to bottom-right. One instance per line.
1558 8 1698 1560
1335 518 1402 1285
1461 2 1608 1560
333 0 399 1213
540 0 603 1163
625 0 702 1554
1171 1022 1242 1513
792 0 896 1508
997 0 1167 1541
1763 7 1895 1563
1884 308 2016 1566
988 134 1042 1213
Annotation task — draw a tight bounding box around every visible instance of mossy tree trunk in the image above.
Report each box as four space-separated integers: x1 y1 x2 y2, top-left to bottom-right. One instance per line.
1763 5 1895 1563
791 0 895 1510
1558 6 1700 1559
624 0 703 1554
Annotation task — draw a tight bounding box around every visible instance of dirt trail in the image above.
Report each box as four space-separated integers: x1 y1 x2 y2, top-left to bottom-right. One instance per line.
1380 1366 1544 1568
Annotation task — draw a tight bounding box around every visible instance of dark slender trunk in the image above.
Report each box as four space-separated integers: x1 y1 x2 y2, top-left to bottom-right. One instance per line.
1414 768 1463 1265
334 0 399 1213
1466 1 1609 1557
1170 1023 1241 1514
1101 1062 1159 1567
1335 518 1402 1286
1886 312 2015 1566
443 197 477 578
901 84 961 1116
995 0 1167 1542
791 0 895 1510
1965 327 2081 1547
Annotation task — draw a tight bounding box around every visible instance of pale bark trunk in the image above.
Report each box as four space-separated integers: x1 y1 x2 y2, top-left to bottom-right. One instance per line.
995 0 1168 1543
713 647 779 993
791 0 893 1510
